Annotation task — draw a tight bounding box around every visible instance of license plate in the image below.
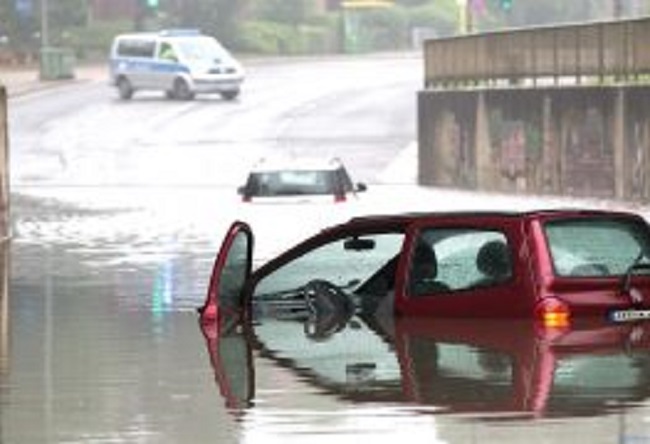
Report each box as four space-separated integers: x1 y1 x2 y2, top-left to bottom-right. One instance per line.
609 309 650 322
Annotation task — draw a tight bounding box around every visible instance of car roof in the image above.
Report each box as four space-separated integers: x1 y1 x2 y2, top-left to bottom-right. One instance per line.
248 157 345 173
339 208 645 229
115 29 206 41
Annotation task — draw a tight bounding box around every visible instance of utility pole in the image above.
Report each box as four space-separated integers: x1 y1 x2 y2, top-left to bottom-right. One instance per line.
457 0 472 34
40 0 49 47
613 0 623 18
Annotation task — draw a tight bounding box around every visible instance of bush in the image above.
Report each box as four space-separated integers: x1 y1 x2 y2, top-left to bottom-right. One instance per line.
405 2 458 38
239 20 335 55
63 20 134 61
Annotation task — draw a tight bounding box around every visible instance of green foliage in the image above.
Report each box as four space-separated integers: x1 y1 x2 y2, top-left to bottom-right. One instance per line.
239 20 333 54
485 0 610 28
4 0 621 59
252 0 316 25
63 20 133 60
405 0 458 38
358 7 409 50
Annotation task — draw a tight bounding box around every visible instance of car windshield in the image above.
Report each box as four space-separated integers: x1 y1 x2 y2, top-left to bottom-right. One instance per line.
246 169 338 196
545 217 650 277
175 36 229 62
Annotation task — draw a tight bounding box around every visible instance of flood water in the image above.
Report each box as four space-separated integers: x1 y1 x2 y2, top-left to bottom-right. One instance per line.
4 187 650 444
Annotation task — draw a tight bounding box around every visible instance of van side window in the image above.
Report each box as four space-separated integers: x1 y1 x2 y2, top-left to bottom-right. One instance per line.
117 39 155 58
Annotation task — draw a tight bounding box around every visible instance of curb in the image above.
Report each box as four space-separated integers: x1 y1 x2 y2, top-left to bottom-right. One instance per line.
1 64 107 98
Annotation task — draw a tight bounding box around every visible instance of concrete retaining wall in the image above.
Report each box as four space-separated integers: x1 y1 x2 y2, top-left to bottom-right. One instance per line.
418 85 650 202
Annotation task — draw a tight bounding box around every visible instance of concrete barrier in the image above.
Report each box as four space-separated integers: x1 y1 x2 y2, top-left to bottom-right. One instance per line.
418 85 650 202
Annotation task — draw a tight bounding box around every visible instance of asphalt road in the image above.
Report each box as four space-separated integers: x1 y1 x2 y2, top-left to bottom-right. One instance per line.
8 53 421 188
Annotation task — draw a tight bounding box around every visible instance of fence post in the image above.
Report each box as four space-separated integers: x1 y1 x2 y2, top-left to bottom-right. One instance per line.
0 86 8 240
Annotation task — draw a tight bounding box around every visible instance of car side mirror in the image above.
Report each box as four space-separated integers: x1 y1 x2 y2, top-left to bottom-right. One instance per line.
356 183 367 192
237 186 245 195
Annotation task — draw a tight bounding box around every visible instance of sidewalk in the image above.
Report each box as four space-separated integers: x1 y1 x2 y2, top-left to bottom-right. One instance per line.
0 63 107 97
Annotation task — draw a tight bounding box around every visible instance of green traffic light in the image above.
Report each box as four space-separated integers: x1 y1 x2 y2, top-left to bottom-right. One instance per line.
500 0 512 11
147 0 159 8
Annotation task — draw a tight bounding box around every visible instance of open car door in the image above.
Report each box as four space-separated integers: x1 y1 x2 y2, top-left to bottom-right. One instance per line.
198 221 254 409
199 221 253 325
200 311 255 410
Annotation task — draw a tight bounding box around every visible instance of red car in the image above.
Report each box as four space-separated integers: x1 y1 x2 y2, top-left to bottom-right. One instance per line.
200 209 650 327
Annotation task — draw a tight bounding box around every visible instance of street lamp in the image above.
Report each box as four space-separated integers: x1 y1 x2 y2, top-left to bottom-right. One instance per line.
456 0 470 34
40 0 48 47
613 0 622 18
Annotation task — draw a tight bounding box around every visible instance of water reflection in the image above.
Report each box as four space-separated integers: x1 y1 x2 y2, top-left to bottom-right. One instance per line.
202 311 650 421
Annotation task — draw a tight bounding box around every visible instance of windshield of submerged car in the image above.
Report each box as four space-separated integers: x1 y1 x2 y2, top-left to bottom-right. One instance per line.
544 217 650 277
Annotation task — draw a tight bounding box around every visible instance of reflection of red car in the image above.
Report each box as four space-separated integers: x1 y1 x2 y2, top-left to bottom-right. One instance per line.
392 318 650 418
201 313 650 418
200 209 650 326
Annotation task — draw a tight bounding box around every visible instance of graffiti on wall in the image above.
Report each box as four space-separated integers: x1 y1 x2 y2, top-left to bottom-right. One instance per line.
627 115 650 200
488 109 542 191
562 106 614 197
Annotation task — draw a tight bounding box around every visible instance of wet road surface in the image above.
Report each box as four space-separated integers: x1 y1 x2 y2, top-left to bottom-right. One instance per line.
5 186 650 444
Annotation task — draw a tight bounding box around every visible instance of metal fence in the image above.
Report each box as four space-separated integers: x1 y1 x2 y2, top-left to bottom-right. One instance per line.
424 16 650 87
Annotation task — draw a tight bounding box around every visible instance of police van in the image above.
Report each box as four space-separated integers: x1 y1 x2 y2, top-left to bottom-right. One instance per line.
109 29 244 101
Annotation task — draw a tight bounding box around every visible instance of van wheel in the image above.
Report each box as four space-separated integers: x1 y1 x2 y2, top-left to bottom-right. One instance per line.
173 78 194 100
221 89 240 101
117 77 133 100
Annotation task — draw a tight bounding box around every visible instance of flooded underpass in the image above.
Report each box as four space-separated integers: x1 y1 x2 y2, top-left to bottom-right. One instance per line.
4 187 650 444
6 54 650 443
3 189 236 443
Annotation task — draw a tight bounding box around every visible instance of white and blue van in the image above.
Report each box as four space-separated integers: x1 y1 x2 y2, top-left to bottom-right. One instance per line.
109 29 244 101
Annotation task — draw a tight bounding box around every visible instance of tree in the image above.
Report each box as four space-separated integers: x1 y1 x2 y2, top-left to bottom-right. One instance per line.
252 0 315 26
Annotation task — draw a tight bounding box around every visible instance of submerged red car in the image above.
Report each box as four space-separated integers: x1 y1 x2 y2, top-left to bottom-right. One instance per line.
200 209 650 327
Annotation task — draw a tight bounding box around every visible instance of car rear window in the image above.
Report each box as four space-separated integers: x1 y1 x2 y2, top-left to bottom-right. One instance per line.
544 217 650 277
245 169 337 197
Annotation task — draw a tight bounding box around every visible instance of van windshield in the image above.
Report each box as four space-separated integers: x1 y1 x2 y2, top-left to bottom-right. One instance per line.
175 36 230 62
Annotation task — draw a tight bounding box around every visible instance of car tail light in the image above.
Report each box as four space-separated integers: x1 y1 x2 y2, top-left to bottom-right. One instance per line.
242 195 251 203
334 193 346 203
535 297 570 328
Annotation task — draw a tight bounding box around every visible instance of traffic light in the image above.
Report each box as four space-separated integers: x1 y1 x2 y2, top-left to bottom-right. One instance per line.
500 0 512 11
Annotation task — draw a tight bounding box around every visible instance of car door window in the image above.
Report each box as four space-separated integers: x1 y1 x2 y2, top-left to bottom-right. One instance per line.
252 232 405 312
409 228 511 296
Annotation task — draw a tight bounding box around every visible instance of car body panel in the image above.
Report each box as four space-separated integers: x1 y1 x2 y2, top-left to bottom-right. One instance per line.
199 221 253 324
200 209 650 326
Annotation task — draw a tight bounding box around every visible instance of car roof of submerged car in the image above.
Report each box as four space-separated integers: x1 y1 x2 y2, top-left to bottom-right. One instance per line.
327 208 647 231
248 157 345 173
